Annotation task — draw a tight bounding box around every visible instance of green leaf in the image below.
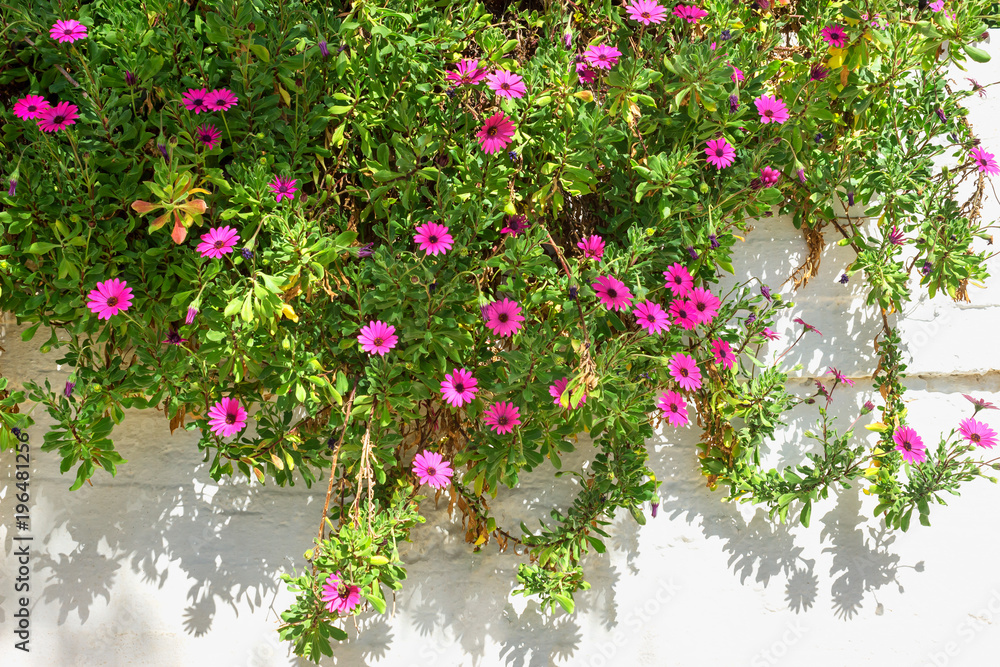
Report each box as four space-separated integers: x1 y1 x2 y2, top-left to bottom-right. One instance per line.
551 592 574 614
27 242 60 254
249 43 271 63
963 45 991 63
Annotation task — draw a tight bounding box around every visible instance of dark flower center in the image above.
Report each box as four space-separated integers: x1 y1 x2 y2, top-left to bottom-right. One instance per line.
641 11 650 17
225 414 236 424
106 296 118 307
214 240 224 249
501 83 510 90
764 110 774 117
695 302 707 312
193 98 203 106
498 415 509 425
715 148 725 157
607 288 618 298
53 115 66 124
202 133 212 142
487 127 498 137
647 315 655 322
338 584 350 598
426 466 437 476
971 433 981 443
373 336 384 346
64 28 74 35
453 383 464 393
498 313 509 322
669 404 678 413
428 235 439 243
679 368 689 377
28 104 37 112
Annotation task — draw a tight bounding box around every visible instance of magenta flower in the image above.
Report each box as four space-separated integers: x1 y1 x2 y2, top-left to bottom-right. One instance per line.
705 138 736 169
163 329 188 346
486 70 527 99
37 101 79 133
672 4 709 23
358 321 398 356
207 397 248 437
731 66 745 83
754 95 790 124
185 307 199 325
971 147 1000 175
501 215 530 236
195 124 221 150
592 275 634 311
441 368 478 407
477 112 516 154
578 235 605 260
669 353 703 392
821 24 848 48
963 394 999 412
13 95 51 120
688 287 721 325
583 44 622 70
86 278 134 320
657 391 690 427
711 339 736 370
634 301 670 334
829 367 855 387
663 263 695 297
793 317 823 336
197 226 239 258
50 19 88 44
484 401 522 434
576 60 598 84
321 571 362 614
267 176 297 203
413 221 454 256
626 0 668 24
930 0 945 9
669 299 699 330
485 298 525 337
759 166 781 188
413 450 454 488
550 376 587 409
893 426 927 464
182 88 211 114
445 59 488 86
206 88 238 112
761 327 780 341
959 418 998 449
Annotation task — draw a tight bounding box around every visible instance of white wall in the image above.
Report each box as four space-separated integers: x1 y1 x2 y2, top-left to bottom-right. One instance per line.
3 37 1000 667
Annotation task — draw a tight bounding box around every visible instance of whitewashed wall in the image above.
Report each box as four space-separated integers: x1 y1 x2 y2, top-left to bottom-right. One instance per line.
3 36 1000 667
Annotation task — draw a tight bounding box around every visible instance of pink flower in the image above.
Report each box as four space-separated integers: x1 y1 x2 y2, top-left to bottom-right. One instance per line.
669 353 703 392
501 215 530 236
705 138 736 169
759 166 781 187
445 59 488 86
592 275 634 311
971 147 1000 176
633 301 670 334
86 278 134 320
486 70 527 99
626 0 668 24
893 426 927 464
50 19 88 44
669 299 699 330
441 368 478 407
963 394 999 412
13 95 51 120
182 88 211 114
583 44 622 70
761 327 780 341
793 317 823 336
821 24 848 48
672 5 708 24
484 401 522 434
207 397 248 437
185 307 199 325
829 367 855 387
576 60 598 84
688 287 721 325
663 263 694 297
197 226 239 258
959 418 998 448
269 176 298 202
657 391 690 427
412 450 454 488
36 101 78 132
550 376 587 409
755 95 790 124
485 298 525 337
195 123 221 150
321 571 362 614
731 66 745 83
414 221 454 256
206 88 238 112
930 0 945 10
711 339 736 370
477 111 516 154
578 235 605 260
358 320 398 356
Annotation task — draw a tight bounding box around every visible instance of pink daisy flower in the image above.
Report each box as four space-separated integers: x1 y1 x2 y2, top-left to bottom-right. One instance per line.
829 367 855 387
577 235 605 260
669 299 700 330
963 394 999 412
959 418 998 449
86 278 133 320
583 44 622 70
357 320 398 356
501 215 530 236
711 339 736 370
705 138 736 169
761 327 780 341
576 60 598 84
759 166 781 187
476 111 516 154
36 101 78 132
163 329 188 346
634 301 670 334
930 0 945 9
971 147 1000 176
268 176 298 202
485 298 525 337
484 401 522 434
793 317 823 336
821 24 848 49
672 5 708 23
663 263 695 297
206 88 238 112
755 95 790 124
195 123 221 150
13 95 51 120
441 368 478 407
669 353 703 392
731 66 745 83
893 426 927 464
414 221 454 256
321 572 362 614
445 59 488 86
412 450 454 488
657 390 690 427
486 70 527 99
626 0 668 24
688 287 721 325
550 376 587 409
207 397 248 437
50 19 88 44
181 88 211 114
197 226 239 258
592 275 634 311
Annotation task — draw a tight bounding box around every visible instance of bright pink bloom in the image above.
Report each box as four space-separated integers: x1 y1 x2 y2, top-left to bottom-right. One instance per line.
197 226 239 258
755 95 790 124
576 60 598 84
412 450 454 488
930 0 945 10
669 299 699 330
321 572 361 614
206 88 238 112
86 278 133 320
578 235 605 260
592 275 633 311
550 376 586 409
759 166 781 187
163 330 188 346
893 426 927 464
705 138 736 169
37 101 78 132
634 301 670 334
269 176 298 202
445 59 488 86
414 221 454 256
658 390 690 427
501 215 530 236
13 95 51 120
626 0 668 24
669 353 703 392
688 287 721 325
207 397 248 437
485 298 525 337
971 147 1000 175
486 70 527 99
711 339 736 370
761 327 780 341
441 368 478 407
195 124 221 150
50 19 88 44
583 44 622 70
731 66 744 83
477 111 516 154
663 263 694 296
959 418 998 449
181 88 211 114
829 367 855 387
672 5 708 23
821 24 848 48
484 401 522 434
793 317 823 336
358 320 398 356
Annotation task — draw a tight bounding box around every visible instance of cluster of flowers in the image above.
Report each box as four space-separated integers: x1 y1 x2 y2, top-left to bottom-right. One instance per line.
892 395 999 464
181 87 238 150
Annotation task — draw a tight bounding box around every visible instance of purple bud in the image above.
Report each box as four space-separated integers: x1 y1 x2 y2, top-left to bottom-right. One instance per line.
720 30 731 41
760 285 771 301
935 108 947 123
709 234 719 249
847 191 855 207
64 381 75 398
839 273 849 284
564 32 572 48
337 44 347 53
797 168 806 184
429 281 438 294
125 70 136 86
569 285 578 300
158 143 169 158
651 501 659 518
185 307 198 325
862 400 876 414
921 260 933 276
241 248 254 259
815 132 824 144
319 41 330 58
7 179 15 196
687 246 699 260
745 312 757 324
729 94 739 112
810 64 829 81
357 243 374 258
